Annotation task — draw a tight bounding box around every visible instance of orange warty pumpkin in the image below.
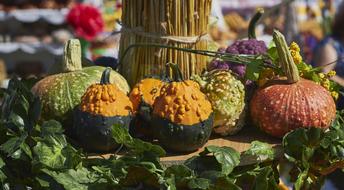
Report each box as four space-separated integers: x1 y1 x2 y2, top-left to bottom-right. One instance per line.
129 78 165 114
250 31 336 138
74 68 133 152
151 63 214 152
129 78 165 138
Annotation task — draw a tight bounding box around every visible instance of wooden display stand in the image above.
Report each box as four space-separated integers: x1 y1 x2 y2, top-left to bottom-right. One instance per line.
95 126 281 164
161 125 280 163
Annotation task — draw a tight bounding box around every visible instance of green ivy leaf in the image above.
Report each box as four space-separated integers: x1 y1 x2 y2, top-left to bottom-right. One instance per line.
253 167 279 190
111 124 165 157
199 170 224 182
0 133 27 157
0 158 7 183
41 120 65 136
294 169 308 190
267 46 278 64
187 178 210 190
164 165 193 179
283 128 322 163
200 146 240 175
185 156 222 176
245 59 263 81
33 122 81 170
120 166 161 188
243 141 275 162
211 177 240 190
42 168 107 190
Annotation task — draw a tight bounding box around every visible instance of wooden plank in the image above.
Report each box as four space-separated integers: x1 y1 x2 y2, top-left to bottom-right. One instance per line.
161 125 280 162
91 125 281 162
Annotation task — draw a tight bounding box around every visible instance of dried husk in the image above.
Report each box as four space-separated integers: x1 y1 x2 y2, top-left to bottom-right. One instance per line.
119 0 212 86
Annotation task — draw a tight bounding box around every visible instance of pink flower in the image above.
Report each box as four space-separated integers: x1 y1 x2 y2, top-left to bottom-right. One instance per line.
67 4 104 41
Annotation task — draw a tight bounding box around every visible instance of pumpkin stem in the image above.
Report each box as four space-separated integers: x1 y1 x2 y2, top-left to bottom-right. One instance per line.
248 8 264 39
273 30 300 83
62 39 83 72
166 63 184 82
101 67 112 85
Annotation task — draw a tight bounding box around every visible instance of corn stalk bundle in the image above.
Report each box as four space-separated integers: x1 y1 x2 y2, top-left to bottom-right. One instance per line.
118 0 212 86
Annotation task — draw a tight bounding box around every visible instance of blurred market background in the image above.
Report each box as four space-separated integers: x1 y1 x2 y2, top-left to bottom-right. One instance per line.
0 0 342 82
0 0 343 189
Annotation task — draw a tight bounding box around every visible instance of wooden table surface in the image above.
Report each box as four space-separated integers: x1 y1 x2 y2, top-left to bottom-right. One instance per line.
93 125 281 163
160 125 280 162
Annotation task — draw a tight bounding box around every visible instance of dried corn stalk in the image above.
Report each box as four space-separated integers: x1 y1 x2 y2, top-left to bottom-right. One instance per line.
119 0 212 86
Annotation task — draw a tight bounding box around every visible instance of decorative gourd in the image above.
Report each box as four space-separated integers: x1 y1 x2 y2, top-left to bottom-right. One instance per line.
32 39 130 125
130 78 165 114
151 63 214 152
74 68 133 152
129 78 165 137
192 70 246 136
250 31 336 138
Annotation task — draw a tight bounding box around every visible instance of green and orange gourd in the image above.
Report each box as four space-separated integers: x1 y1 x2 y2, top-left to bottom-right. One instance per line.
250 31 336 138
73 68 133 152
129 78 165 137
151 63 214 152
31 39 130 126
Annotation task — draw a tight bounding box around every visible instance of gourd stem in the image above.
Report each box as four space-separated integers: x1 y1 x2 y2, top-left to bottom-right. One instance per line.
101 67 112 85
62 39 83 72
166 63 184 82
248 8 264 39
273 30 300 83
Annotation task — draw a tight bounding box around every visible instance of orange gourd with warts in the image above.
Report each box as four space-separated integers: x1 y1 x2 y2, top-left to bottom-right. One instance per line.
151 63 214 152
74 68 133 152
129 78 165 138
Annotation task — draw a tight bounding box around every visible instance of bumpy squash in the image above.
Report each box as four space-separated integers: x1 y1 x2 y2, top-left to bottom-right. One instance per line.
192 70 246 136
129 78 165 137
151 63 214 152
32 39 130 125
250 31 336 138
74 68 133 152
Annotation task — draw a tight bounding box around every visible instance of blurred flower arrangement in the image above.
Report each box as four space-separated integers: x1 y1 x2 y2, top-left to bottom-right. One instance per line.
66 3 104 57
66 3 104 41
102 0 122 32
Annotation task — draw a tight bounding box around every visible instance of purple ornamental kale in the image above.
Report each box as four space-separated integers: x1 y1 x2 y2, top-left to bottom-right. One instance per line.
207 48 227 71
225 39 267 78
207 39 267 78
207 59 229 71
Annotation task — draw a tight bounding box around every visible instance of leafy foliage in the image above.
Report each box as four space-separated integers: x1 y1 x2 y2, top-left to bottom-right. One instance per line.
282 111 344 190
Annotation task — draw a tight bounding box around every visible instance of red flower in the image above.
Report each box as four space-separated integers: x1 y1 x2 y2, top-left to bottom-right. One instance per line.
66 4 104 41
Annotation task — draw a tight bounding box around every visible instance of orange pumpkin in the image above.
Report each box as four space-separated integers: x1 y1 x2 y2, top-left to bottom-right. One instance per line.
250 31 336 138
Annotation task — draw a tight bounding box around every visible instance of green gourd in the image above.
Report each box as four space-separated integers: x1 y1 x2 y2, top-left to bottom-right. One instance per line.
192 70 246 136
32 39 130 126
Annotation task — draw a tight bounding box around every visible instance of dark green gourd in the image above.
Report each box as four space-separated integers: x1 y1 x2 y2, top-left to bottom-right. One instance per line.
74 68 133 152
